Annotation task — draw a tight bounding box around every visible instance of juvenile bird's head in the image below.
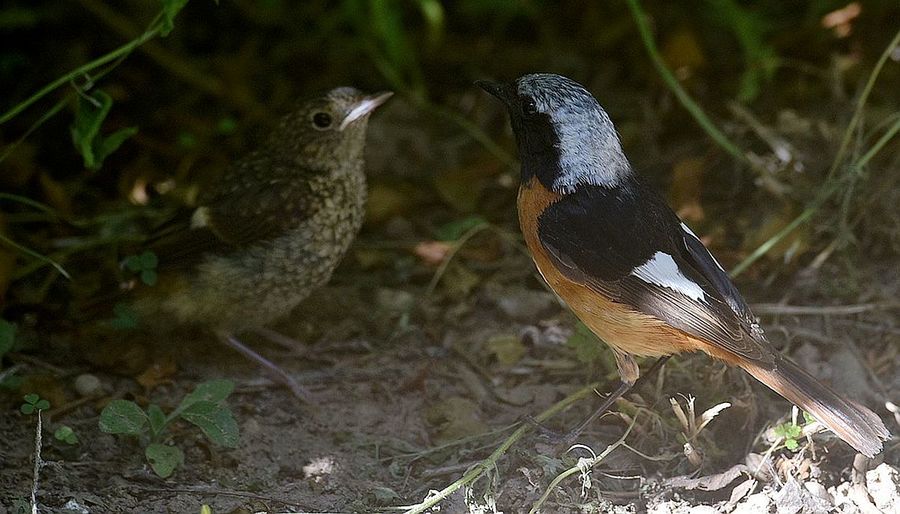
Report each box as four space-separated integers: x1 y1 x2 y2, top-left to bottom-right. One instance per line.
477 73 631 193
267 87 393 172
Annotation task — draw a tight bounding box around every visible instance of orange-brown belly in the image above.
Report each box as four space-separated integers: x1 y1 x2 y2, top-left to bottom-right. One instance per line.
517 178 696 358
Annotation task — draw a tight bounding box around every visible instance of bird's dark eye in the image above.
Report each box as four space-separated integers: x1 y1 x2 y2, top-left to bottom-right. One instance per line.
312 112 333 129
522 98 538 116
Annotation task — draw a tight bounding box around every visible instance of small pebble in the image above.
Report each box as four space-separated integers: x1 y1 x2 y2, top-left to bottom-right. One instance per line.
74 374 102 397
867 463 900 513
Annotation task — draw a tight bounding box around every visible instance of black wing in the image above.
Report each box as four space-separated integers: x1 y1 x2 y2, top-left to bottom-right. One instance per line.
537 180 773 365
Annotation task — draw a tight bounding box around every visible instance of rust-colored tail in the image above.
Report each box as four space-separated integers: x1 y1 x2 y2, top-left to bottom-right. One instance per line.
742 355 890 457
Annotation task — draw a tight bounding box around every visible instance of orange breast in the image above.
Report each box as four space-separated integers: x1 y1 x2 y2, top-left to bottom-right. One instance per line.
517 178 698 358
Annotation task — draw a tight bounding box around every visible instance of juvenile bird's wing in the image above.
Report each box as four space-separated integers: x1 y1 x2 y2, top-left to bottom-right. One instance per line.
148 165 318 270
536 181 773 366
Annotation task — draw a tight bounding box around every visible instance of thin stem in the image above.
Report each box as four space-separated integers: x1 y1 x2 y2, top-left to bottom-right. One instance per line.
0 194 57 216
0 233 70 280
398 382 601 514
825 29 900 183
0 13 163 125
0 98 69 165
730 29 900 277
529 416 638 514
430 104 518 168
625 0 750 167
854 116 900 171
425 222 492 296
30 410 44 514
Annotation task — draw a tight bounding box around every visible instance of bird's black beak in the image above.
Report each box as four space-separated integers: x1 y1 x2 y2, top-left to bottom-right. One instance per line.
475 80 514 106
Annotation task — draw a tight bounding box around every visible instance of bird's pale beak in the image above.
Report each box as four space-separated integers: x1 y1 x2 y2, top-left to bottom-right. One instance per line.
338 91 394 131
475 80 514 105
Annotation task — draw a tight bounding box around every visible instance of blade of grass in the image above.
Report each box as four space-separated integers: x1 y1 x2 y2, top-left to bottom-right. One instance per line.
0 12 164 126
0 233 70 280
528 416 638 514
730 29 900 277
625 0 750 167
0 98 68 165
0 194 58 217
396 381 601 514
824 29 900 183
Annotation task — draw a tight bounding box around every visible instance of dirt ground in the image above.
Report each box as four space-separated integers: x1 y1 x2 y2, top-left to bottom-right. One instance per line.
1 16 899 507
1 224 898 513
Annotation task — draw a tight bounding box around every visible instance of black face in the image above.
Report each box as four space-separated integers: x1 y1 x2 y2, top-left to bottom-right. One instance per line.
478 74 631 192
477 80 564 189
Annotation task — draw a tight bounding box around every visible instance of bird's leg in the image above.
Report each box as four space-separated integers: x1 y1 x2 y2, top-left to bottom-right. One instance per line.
526 355 670 442
250 327 308 355
217 331 314 402
562 351 638 440
559 354 671 444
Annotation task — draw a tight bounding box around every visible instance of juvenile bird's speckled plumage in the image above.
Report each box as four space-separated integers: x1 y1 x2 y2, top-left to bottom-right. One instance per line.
135 87 391 397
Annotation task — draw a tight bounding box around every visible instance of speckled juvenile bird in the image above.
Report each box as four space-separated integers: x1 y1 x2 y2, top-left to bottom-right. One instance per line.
133 87 392 399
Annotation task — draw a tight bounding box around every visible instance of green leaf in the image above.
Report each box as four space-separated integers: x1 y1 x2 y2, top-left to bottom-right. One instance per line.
180 401 239 448
109 303 138 330
417 0 445 46
802 411 815 424
141 269 158 286
0 319 16 358
99 399 148 435
176 131 197 149
216 116 237 135
94 126 138 168
434 215 488 241
147 404 167 437
784 438 799 450
139 251 158 269
160 0 190 37
145 443 184 478
54 425 79 445
20 394 48 413
71 90 113 169
566 323 603 365
123 255 143 272
178 379 234 410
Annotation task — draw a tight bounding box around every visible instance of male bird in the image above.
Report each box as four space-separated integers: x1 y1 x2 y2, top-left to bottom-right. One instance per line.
131 87 392 398
478 73 889 457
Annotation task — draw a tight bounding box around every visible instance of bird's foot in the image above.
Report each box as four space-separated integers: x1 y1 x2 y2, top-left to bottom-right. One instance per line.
218 331 314 402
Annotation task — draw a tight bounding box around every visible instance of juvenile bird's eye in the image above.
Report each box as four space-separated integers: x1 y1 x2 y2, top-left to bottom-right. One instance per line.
312 112 333 129
522 98 538 116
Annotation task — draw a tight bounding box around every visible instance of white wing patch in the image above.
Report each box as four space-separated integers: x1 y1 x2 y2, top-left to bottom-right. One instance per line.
680 222 726 272
631 251 706 302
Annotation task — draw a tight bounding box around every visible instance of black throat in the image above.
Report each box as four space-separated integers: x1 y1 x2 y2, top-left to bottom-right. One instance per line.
513 112 564 191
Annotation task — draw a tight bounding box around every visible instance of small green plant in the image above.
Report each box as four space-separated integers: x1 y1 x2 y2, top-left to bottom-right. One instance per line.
53 425 79 445
108 303 139 330
774 411 815 451
70 89 138 170
99 379 239 478
123 250 159 286
20 393 50 415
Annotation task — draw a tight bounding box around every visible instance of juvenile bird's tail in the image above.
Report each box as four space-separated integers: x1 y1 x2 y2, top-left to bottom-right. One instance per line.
742 355 890 458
